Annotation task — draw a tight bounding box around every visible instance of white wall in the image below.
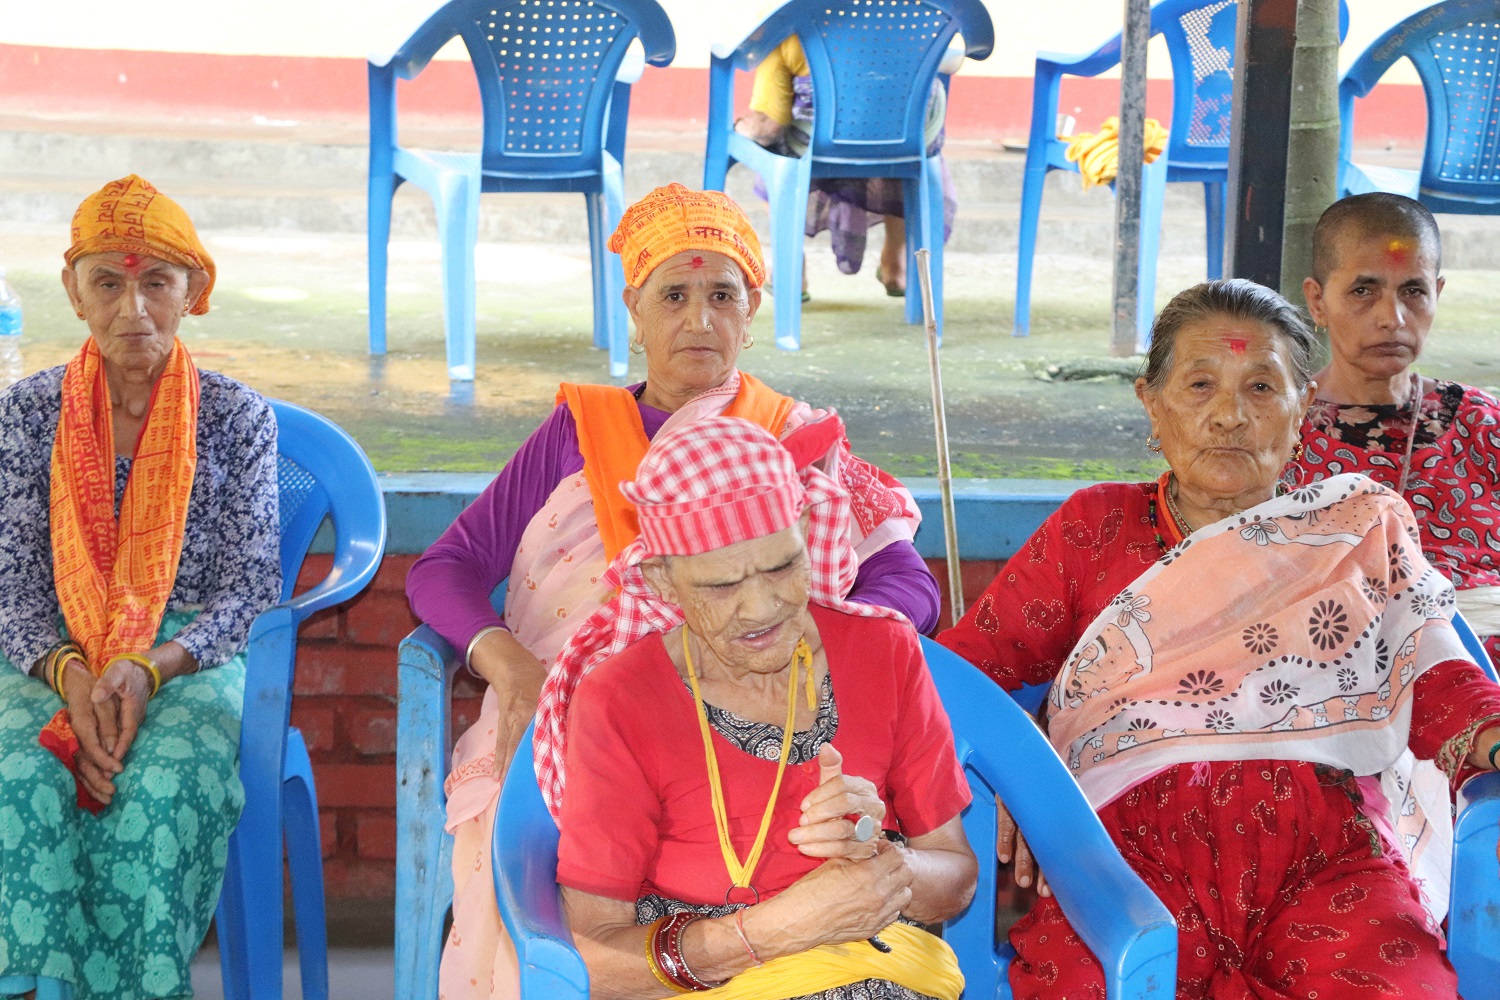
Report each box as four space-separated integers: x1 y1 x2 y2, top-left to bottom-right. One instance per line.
4 0 1437 81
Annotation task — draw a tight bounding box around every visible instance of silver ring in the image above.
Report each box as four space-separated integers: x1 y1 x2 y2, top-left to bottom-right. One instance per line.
852 814 876 842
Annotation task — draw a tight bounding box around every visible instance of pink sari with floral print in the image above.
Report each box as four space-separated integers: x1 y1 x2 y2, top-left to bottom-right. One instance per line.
1047 473 1470 927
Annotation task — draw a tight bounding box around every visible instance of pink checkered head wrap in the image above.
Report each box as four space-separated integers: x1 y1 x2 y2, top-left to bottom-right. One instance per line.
533 415 906 816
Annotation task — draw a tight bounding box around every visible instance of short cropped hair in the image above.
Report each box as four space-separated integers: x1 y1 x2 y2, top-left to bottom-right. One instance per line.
1141 279 1316 391
1310 193 1442 284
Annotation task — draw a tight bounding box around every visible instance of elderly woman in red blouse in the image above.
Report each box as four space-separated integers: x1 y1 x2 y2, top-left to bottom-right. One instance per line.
1293 192 1500 666
536 415 977 999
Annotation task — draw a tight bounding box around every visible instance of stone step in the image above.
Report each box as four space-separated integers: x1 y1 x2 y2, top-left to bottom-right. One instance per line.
6 116 1499 266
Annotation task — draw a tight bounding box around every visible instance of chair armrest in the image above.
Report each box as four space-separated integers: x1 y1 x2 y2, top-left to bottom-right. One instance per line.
397 625 464 789
921 639 1177 993
1450 771 1500 986
280 531 385 622
494 725 589 998
1037 37 1124 80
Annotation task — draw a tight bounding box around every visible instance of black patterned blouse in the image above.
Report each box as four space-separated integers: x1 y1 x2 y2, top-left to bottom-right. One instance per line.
0 365 282 673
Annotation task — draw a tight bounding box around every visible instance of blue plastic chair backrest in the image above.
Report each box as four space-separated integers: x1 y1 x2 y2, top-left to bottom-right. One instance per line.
729 0 994 163
387 0 674 175
1152 0 1348 168
1345 0 1500 200
268 399 387 604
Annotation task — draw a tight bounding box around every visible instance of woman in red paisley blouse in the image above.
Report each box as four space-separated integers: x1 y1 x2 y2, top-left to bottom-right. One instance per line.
1293 192 1500 666
941 279 1500 999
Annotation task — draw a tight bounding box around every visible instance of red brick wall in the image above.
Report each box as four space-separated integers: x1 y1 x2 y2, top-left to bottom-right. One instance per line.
293 552 998 904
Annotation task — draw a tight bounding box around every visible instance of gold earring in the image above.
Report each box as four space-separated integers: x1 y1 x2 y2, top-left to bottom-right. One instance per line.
1146 434 1162 454
741 331 754 350
629 336 645 355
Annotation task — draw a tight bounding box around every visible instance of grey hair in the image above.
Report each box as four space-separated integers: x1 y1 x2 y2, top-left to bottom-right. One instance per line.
1140 279 1317 392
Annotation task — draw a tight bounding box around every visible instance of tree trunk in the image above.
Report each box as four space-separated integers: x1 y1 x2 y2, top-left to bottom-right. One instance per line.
1279 0 1341 307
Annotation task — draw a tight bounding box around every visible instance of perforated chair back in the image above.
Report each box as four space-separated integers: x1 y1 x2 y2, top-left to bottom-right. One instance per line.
1157 0 1237 167
727 0 994 166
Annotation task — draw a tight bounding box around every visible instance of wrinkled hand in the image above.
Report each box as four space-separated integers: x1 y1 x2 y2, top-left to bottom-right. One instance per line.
788 743 887 859
61 662 122 805
733 110 785 148
770 841 913 950
468 629 548 781
997 795 1050 897
93 657 153 764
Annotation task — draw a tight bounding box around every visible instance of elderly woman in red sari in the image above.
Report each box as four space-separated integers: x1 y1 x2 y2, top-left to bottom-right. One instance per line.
406 184 936 998
537 415 976 998
942 279 1500 998
1293 192 1500 667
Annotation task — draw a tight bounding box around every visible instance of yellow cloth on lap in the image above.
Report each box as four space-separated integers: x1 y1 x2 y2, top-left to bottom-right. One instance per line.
704 923 963 1000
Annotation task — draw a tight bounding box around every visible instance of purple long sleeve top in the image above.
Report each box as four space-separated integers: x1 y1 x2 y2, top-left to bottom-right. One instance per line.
406 395 940 650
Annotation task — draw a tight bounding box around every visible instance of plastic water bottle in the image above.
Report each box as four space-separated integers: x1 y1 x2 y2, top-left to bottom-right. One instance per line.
0 268 22 390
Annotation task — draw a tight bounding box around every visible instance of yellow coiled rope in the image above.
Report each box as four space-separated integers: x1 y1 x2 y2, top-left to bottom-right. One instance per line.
1064 116 1170 189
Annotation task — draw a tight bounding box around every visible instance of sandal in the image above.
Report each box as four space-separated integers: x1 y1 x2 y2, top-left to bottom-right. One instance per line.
874 265 905 297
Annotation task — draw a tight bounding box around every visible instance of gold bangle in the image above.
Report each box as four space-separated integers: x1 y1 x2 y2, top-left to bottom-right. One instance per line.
643 919 688 993
55 652 87 697
115 653 163 698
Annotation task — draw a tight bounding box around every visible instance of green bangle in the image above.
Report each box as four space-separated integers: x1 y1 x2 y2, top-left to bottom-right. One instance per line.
1489 739 1500 771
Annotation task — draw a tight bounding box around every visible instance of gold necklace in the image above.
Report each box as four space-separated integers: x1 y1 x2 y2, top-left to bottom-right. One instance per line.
1164 473 1197 536
683 629 815 892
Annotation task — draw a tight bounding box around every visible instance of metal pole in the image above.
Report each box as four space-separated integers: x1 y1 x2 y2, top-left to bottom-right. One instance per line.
915 249 964 627
1111 0 1152 357
1227 0 1300 286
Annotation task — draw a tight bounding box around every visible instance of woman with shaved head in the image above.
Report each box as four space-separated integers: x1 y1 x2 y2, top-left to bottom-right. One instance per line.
1293 193 1500 667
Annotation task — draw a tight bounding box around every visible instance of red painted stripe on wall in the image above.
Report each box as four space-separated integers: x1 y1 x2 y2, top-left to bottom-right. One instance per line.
0 43 1426 147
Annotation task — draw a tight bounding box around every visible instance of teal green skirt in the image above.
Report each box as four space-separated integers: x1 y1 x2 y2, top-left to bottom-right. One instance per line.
0 611 246 1000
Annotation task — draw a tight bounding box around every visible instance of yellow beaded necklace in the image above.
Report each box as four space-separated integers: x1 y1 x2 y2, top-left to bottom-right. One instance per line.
683 628 816 891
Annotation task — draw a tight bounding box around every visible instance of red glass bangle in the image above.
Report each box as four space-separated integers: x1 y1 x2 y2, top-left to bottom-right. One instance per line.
652 912 726 991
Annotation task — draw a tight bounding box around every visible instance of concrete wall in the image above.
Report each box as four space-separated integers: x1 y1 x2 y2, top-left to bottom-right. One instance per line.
0 1 1437 144
6 0 1437 81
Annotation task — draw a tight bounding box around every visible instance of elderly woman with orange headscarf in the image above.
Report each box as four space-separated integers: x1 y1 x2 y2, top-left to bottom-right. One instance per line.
406 184 937 999
0 175 280 999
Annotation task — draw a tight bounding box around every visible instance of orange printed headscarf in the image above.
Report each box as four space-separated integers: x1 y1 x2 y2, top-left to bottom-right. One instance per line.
40 336 200 813
64 174 216 315
608 183 766 289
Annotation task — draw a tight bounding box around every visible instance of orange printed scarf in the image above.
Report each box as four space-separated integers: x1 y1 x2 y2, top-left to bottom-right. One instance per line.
40 337 199 812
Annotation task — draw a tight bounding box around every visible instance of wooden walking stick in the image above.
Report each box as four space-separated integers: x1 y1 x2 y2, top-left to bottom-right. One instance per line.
914 249 964 627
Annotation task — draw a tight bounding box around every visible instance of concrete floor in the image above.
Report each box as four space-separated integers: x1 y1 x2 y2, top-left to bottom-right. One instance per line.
189 947 392 1000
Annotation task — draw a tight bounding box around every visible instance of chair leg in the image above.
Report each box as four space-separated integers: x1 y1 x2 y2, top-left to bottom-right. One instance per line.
766 155 813 352
434 171 480 381
214 861 251 1000
1204 180 1226 280
1135 156 1170 353
368 172 398 356
601 156 630 378
284 729 330 1000
1014 154 1050 337
585 191 611 354
221 761 287 998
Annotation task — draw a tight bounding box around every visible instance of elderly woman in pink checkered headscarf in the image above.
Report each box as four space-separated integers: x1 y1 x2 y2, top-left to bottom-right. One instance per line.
537 415 977 999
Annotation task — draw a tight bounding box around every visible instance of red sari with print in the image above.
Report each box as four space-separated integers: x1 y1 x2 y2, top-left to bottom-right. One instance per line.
1295 380 1500 666
940 481 1500 1000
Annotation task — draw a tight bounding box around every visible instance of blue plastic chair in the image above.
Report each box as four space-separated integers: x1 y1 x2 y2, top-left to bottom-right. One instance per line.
1339 0 1500 215
703 0 994 351
213 399 388 1000
368 0 676 380
1449 611 1500 997
1014 0 1348 345
490 636 1179 998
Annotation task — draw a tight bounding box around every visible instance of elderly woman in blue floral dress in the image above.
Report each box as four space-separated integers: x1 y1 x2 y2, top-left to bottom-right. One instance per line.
0 175 280 999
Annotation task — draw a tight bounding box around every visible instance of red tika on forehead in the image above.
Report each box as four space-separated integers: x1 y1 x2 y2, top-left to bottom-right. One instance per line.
690 255 704 269
1225 337 1247 354
1386 238 1411 265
